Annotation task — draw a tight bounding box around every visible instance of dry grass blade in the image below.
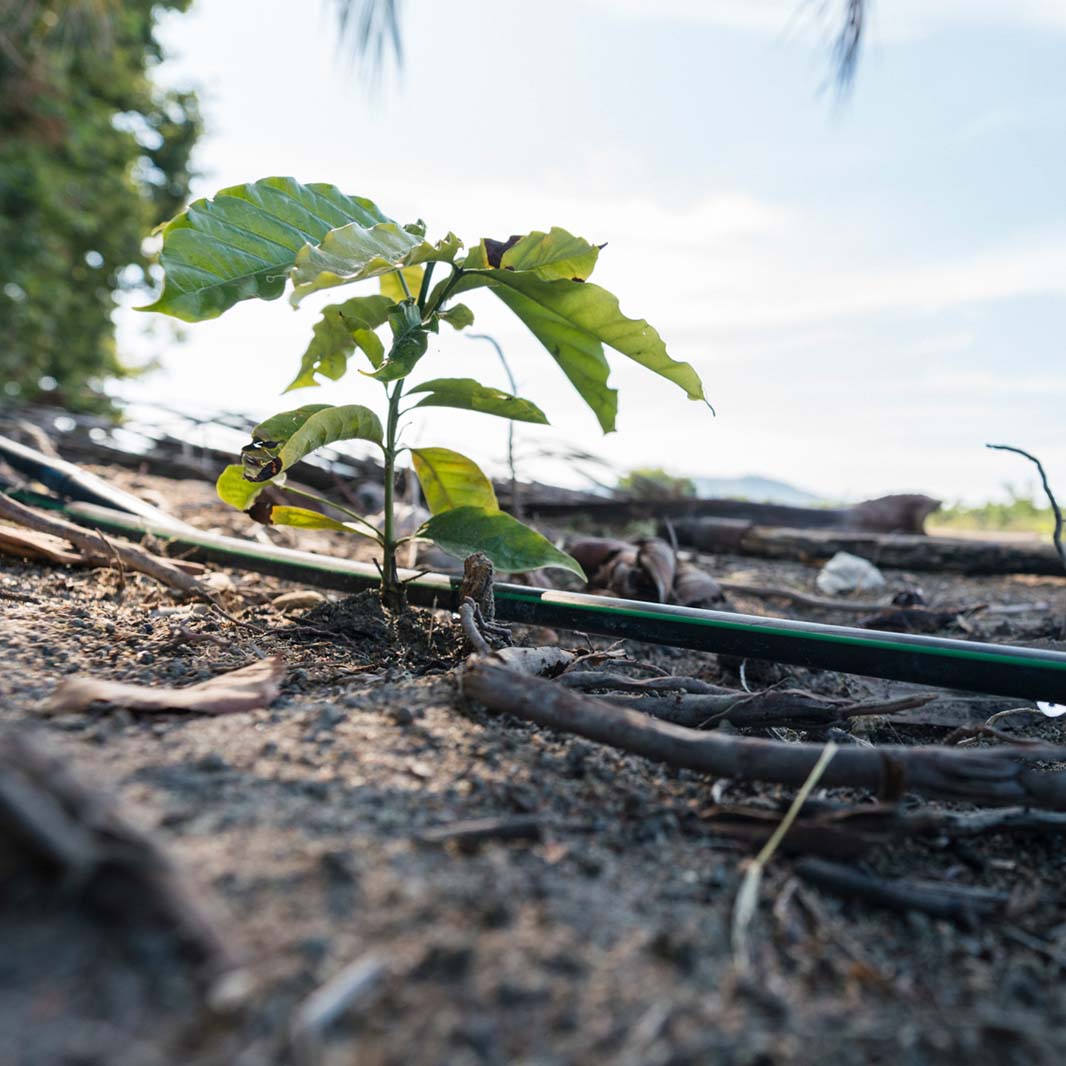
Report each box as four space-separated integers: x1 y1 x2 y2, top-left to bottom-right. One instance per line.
42 655 286 715
731 741 838 974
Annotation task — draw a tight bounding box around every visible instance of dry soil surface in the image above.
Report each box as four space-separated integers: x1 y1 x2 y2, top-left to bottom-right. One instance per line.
3 470 1066 1065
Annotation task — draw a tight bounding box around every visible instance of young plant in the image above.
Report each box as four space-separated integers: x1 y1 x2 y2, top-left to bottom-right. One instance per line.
142 177 710 610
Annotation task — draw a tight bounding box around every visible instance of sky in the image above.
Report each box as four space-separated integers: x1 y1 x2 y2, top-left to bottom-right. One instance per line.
115 0 1066 504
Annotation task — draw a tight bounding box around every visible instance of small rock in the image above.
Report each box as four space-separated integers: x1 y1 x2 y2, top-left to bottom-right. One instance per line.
272 590 328 613
195 753 230 773
815 551 886 595
388 705 415 726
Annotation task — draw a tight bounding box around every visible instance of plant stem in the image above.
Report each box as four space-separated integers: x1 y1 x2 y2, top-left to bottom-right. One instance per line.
282 485 383 541
417 262 435 313
425 265 463 318
396 268 413 301
381 378 406 612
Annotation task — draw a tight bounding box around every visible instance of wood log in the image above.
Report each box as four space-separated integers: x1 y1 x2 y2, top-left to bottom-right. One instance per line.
667 520 1066 577
519 492 941 533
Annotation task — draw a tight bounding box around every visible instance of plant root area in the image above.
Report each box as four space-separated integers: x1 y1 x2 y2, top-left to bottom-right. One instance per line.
3 470 1066 1066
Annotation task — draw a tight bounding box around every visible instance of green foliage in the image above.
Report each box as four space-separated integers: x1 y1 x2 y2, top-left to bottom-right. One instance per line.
146 176 710 604
931 488 1056 536
143 178 388 321
0 0 200 411
411 447 499 514
407 379 547 424
618 467 697 500
421 507 586 579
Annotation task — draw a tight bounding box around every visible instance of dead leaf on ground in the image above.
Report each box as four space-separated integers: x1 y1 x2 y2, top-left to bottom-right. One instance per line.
41 655 286 715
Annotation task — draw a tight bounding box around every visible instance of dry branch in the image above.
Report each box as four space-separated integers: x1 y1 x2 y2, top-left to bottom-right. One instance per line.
0 490 212 600
795 858 1007 927
588 688 935 732
460 659 1066 809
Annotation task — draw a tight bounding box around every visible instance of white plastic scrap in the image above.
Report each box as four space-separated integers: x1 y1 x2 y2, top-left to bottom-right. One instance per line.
815 551 886 596
1037 702 1066 718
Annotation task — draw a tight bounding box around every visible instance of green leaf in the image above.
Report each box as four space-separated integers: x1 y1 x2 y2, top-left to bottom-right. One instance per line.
291 222 462 304
380 265 423 303
407 378 548 424
420 506 586 578
216 464 271 510
437 303 475 330
499 227 600 281
441 270 618 432
140 177 389 321
276 405 383 468
286 294 393 390
251 404 333 443
268 506 353 533
411 447 499 514
242 404 383 482
477 272 706 408
488 282 618 432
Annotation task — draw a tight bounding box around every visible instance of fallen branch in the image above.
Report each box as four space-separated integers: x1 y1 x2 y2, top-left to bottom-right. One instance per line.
668 519 1066 576
590 688 935 732
795 858 1007 928
460 659 1066 808
703 801 1066 855
0 491 213 601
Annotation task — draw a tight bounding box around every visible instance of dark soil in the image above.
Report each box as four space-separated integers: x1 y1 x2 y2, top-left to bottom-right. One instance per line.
3 468 1066 1065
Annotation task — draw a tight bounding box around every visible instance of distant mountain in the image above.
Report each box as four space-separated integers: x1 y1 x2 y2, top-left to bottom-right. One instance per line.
690 475 823 506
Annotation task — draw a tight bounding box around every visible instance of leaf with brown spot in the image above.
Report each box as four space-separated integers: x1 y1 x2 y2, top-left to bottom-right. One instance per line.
483 235 523 267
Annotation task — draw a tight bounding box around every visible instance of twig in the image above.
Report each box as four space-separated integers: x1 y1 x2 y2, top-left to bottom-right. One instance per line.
732 741 837 973
459 660 1066 808
987 443 1066 637
795 858 1007 929
95 528 126 596
718 580 887 613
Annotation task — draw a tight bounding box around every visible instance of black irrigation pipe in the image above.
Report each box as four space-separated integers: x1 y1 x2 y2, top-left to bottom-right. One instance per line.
5 485 1066 704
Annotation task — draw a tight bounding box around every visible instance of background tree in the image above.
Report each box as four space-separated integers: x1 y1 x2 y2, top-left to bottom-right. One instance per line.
0 0 200 412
